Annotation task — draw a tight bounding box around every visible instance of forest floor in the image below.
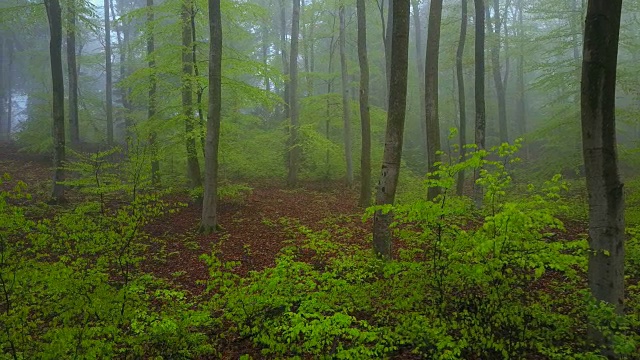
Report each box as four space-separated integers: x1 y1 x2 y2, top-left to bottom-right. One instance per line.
0 142 596 359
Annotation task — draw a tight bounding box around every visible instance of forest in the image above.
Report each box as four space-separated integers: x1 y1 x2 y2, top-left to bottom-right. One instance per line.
0 0 639 358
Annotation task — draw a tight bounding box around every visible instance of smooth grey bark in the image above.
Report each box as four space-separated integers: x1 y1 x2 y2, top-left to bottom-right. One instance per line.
473 0 486 207
581 0 624 330
287 0 301 186
357 0 372 207
147 0 160 185
279 0 290 121
487 0 507 144
45 0 66 202
201 0 222 233
372 0 410 259
182 0 202 188
456 0 468 196
411 0 427 160
0 36 5 142
67 0 79 147
113 0 133 144
339 5 353 187
104 0 114 144
425 0 443 201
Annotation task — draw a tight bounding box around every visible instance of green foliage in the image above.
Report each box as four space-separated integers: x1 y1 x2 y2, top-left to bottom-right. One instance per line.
0 168 218 358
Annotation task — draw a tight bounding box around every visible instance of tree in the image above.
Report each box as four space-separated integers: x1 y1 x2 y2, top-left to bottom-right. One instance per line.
473 0 486 207
487 0 507 144
356 0 371 207
515 0 525 138
67 0 79 147
104 0 114 144
581 0 625 329
183 0 202 188
147 0 160 185
424 0 443 201
45 0 66 202
411 0 427 158
287 0 301 186
372 0 410 259
456 0 468 196
339 4 353 187
200 0 222 233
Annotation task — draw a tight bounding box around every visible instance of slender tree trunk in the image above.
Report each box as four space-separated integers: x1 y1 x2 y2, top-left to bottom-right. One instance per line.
425 0 443 201
201 0 222 233
287 0 301 186
376 0 389 106
581 0 625 348
473 0 486 207
516 0 525 138
112 0 132 145
147 0 160 185
339 5 353 187
279 0 290 121
372 0 410 259
5 39 11 139
571 0 581 67
192 4 206 158
182 0 202 188
325 18 337 178
411 0 427 160
104 0 114 144
45 0 66 202
67 0 79 147
357 0 372 207
0 36 5 142
488 0 507 144
262 24 271 92
456 0 468 196
385 0 393 102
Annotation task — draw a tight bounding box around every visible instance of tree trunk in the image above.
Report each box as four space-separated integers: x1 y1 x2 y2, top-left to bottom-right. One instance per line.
45 0 66 202
147 0 160 185
182 0 202 188
66 0 80 147
372 0 410 259
113 0 133 146
411 0 427 160
357 0 371 207
473 0 486 207
456 0 468 196
287 0 301 186
192 4 206 158
425 0 443 201
279 0 290 121
515 0 525 138
104 0 114 144
581 0 625 344
5 38 11 139
339 5 353 187
201 0 222 233
488 0 507 144
0 36 5 142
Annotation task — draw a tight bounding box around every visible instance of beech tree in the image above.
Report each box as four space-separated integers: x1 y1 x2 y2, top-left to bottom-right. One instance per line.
182 0 202 188
424 0 443 201
67 0 79 147
200 0 222 233
581 0 624 323
287 0 301 186
339 4 353 187
356 0 371 207
45 0 66 202
147 0 160 185
473 0 486 207
372 0 410 258
456 0 468 196
104 0 113 145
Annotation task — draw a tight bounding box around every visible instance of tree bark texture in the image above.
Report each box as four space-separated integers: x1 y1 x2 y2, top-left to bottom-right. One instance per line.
201 0 222 233
411 0 427 160
373 0 410 259
488 0 507 144
516 0 525 137
357 0 372 207
45 0 66 202
581 0 624 319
